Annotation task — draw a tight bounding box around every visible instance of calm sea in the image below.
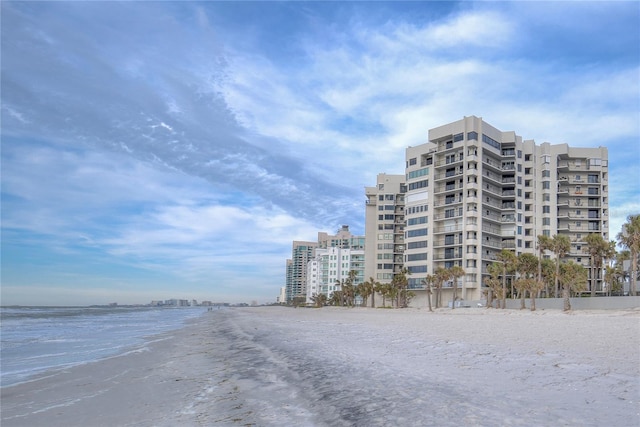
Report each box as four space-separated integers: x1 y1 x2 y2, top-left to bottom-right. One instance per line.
0 306 205 387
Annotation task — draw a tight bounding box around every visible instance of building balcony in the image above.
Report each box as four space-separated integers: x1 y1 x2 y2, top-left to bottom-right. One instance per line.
434 183 463 194
501 228 516 237
433 253 463 261
435 158 463 167
483 158 502 172
433 224 463 234
482 212 502 223
433 237 464 247
434 170 463 181
502 240 516 249
434 212 463 220
482 224 501 235
434 198 463 207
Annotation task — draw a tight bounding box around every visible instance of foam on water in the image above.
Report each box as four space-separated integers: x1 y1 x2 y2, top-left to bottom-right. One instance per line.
0 306 204 387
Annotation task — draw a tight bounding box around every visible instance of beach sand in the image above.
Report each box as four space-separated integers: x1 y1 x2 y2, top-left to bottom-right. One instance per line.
2 306 639 426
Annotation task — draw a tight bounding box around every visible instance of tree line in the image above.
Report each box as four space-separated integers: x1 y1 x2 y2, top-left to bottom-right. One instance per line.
306 214 640 312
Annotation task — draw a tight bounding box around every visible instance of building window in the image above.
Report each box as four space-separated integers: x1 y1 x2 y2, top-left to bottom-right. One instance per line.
482 134 500 150
409 158 417 166
543 206 550 214
543 181 550 189
406 228 428 238
525 154 531 161
408 179 428 191
542 155 550 164
542 170 551 178
543 218 550 225
467 131 478 140
407 253 428 261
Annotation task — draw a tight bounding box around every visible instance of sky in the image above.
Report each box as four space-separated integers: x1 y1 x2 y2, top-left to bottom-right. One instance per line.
2 1 639 306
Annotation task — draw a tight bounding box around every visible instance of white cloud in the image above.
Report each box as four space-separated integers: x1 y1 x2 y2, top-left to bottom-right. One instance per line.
1 1 638 305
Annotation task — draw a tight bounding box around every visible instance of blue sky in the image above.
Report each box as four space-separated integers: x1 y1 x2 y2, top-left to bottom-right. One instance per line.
2 1 639 306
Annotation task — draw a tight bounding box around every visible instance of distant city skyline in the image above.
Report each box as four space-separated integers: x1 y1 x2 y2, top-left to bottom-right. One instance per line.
2 1 639 306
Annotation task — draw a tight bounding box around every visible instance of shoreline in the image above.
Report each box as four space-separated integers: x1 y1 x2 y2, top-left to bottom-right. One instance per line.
2 307 638 426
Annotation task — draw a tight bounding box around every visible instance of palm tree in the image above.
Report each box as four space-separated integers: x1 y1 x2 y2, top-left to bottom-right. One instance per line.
617 214 640 296
391 268 410 308
361 277 376 308
374 281 387 307
585 233 616 296
354 283 365 307
541 258 556 297
604 264 624 296
516 253 538 310
537 235 553 297
484 262 503 308
496 249 518 309
546 234 571 298
558 261 588 311
310 292 327 308
328 290 342 306
448 265 466 309
421 274 435 312
433 267 450 309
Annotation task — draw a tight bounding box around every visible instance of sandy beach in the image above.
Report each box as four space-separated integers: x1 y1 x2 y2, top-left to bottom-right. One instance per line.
2 306 639 426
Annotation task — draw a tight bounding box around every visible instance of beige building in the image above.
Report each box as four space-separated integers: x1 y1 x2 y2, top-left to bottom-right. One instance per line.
399 116 608 303
364 174 406 284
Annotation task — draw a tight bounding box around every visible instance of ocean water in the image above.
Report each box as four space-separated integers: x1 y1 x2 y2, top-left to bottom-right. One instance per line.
0 306 205 387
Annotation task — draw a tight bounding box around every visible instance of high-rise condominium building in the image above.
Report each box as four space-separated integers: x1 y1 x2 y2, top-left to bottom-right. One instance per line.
285 241 317 303
364 174 406 283
306 225 366 304
286 226 365 304
402 116 608 301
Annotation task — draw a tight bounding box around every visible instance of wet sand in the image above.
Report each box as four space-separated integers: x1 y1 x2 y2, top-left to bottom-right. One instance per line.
2 306 639 426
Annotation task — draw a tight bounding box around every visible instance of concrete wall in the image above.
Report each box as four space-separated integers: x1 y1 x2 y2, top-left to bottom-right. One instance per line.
407 291 640 310
504 296 640 311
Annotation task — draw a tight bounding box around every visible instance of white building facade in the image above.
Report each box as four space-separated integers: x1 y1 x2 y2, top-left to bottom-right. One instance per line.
306 245 366 304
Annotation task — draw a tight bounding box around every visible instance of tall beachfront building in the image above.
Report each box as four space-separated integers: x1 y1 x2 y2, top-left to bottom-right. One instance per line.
305 225 366 304
285 226 365 304
364 174 406 284
285 241 317 303
402 116 609 301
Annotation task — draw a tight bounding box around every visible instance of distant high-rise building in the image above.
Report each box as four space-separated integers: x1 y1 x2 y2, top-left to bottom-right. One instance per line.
286 226 365 304
285 241 317 303
399 116 608 302
306 225 365 304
